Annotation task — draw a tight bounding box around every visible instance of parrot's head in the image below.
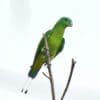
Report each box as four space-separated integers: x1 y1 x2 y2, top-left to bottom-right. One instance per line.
58 17 73 28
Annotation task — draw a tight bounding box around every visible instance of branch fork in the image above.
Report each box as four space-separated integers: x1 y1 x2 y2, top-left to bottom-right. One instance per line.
43 33 76 100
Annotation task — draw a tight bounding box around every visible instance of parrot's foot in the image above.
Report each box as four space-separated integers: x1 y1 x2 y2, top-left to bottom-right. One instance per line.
41 47 49 56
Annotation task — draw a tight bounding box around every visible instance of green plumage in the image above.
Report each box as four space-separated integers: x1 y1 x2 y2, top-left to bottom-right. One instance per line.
28 17 72 78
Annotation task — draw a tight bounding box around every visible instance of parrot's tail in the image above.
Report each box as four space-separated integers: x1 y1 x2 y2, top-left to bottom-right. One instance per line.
21 66 40 94
21 71 39 94
28 69 39 79
21 61 43 94
28 61 43 79
21 77 32 94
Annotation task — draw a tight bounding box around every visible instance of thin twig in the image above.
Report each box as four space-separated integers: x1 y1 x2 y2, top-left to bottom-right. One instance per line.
43 34 56 100
42 72 50 79
60 58 76 100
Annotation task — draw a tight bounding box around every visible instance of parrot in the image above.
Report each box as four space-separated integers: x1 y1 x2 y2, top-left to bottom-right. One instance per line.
28 17 72 78
21 17 73 93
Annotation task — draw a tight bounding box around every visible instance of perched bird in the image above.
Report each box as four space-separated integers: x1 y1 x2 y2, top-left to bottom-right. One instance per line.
28 17 72 79
21 17 72 93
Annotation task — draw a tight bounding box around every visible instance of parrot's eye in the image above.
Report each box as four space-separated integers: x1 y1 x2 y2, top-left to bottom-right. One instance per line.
62 17 72 27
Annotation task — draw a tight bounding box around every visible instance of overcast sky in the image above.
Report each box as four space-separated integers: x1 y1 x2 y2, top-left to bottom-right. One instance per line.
0 0 100 100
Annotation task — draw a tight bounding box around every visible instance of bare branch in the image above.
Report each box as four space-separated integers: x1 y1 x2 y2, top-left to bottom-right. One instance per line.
43 34 56 100
42 72 50 79
60 58 76 100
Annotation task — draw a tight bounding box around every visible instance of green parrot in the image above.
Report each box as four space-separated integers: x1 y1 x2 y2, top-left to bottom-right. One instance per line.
28 17 73 79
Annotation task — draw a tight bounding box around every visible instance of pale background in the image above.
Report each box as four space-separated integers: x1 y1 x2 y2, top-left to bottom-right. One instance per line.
0 0 100 100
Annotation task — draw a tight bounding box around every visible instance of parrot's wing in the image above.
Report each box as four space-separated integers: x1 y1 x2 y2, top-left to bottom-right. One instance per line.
55 38 65 56
34 30 52 59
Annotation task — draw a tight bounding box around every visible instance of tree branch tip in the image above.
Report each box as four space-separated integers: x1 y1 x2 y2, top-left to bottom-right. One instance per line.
42 72 50 80
72 58 76 64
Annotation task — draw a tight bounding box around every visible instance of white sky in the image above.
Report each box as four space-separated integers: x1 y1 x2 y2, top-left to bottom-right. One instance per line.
0 0 100 100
